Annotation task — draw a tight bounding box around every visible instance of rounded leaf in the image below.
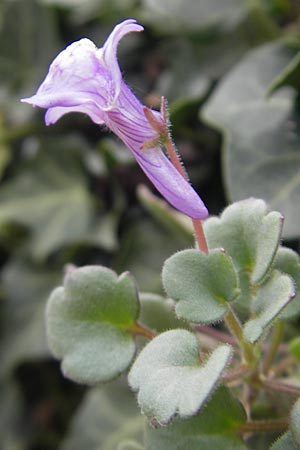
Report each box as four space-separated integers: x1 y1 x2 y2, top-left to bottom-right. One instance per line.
128 329 232 424
243 270 294 343
203 199 282 283
162 249 240 324
46 265 140 385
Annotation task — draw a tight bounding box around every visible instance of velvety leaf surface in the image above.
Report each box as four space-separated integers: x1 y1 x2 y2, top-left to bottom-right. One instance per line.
274 247 300 318
203 199 283 283
128 329 232 424
144 386 247 450
162 248 240 323
202 42 300 238
46 266 140 384
243 270 295 343
139 293 189 333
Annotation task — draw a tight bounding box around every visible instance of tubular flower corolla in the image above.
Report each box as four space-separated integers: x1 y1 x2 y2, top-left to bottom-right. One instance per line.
21 19 208 219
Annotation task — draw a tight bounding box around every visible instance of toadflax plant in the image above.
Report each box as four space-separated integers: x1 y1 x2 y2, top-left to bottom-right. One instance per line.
22 19 300 450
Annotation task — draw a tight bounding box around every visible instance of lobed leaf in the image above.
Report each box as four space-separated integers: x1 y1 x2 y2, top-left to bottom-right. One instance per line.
203 198 283 284
274 247 300 318
139 293 189 333
144 387 248 450
243 270 294 343
162 248 240 324
128 329 232 424
46 265 140 385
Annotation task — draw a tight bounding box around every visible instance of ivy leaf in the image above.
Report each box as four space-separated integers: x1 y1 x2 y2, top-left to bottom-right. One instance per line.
243 270 295 343
145 387 247 450
202 42 300 238
203 198 283 285
46 265 140 385
0 148 95 259
128 329 232 425
162 248 240 324
268 51 300 95
60 381 143 450
139 0 246 33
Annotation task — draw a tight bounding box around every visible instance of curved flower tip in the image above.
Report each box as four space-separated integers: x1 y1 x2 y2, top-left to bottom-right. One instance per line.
21 18 208 220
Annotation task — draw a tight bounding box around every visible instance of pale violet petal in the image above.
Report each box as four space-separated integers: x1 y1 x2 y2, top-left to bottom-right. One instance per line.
101 19 144 104
133 147 208 219
45 105 105 125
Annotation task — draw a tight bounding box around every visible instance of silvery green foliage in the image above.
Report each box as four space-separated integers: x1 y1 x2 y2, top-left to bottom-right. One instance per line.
46 198 300 450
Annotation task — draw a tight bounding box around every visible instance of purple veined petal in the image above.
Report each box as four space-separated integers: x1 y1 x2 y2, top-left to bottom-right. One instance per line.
21 38 110 111
100 19 144 106
20 18 209 219
45 104 105 126
133 147 208 219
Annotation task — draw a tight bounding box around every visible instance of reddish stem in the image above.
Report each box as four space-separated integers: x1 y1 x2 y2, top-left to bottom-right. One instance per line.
129 322 157 340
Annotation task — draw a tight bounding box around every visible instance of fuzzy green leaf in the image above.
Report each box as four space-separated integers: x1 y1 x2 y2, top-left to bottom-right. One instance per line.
243 270 294 343
274 247 300 318
128 329 232 424
46 266 140 385
204 199 283 284
145 387 247 450
162 249 240 324
139 293 189 333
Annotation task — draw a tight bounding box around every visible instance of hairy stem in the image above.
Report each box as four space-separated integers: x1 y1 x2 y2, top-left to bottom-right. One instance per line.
262 321 284 375
130 322 157 340
224 306 255 365
160 99 209 254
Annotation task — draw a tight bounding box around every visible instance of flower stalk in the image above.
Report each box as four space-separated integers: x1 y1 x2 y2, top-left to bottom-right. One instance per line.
146 97 209 253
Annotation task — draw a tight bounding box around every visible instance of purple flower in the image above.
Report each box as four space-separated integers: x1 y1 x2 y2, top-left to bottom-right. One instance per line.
21 19 208 219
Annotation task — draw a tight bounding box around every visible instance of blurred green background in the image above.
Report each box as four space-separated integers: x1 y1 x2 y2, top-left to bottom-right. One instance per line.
0 1 300 449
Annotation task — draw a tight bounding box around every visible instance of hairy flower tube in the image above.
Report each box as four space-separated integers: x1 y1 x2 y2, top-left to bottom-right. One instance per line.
21 19 208 219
